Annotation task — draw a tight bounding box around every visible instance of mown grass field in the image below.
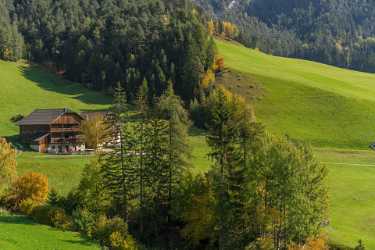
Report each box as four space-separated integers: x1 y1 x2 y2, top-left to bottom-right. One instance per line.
315 149 375 248
216 39 375 149
0 210 99 250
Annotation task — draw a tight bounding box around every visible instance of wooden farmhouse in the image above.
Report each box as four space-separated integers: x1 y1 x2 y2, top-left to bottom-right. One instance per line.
18 108 85 153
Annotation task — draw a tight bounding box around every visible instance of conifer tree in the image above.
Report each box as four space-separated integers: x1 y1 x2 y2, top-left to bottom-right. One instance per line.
135 78 149 233
206 87 240 250
142 116 170 235
156 81 192 206
100 82 137 222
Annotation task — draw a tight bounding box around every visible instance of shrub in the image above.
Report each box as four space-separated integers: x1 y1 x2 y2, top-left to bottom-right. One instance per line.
47 188 63 207
61 189 80 215
49 207 73 231
31 205 52 225
30 204 72 230
0 138 17 191
95 216 137 250
10 114 24 123
6 172 48 210
19 198 37 215
72 208 97 237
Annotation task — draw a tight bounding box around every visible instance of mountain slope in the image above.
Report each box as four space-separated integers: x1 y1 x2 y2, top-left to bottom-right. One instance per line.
0 60 111 137
197 0 375 73
217 39 375 148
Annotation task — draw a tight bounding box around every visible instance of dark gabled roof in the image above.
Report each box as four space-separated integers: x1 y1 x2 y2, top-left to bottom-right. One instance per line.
18 108 79 125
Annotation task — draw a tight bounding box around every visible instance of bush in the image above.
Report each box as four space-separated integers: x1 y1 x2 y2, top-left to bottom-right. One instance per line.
0 138 17 192
19 198 37 215
10 114 24 123
30 204 72 230
72 208 97 237
95 216 138 250
6 172 48 211
61 189 80 215
49 207 73 231
31 205 52 225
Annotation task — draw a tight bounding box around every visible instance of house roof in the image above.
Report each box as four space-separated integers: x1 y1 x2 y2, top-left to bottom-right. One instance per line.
18 108 80 125
34 133 50 142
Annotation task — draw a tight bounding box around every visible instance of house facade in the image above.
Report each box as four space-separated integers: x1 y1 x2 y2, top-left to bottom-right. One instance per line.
18 109 85 153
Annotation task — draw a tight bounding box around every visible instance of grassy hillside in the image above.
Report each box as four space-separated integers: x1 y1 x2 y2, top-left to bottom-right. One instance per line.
216 40 375 248
0 60 111 137
0 211 99 250
216 39 375 149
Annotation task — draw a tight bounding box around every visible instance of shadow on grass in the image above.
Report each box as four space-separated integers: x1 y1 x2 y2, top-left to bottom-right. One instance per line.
0 215 35 225
4 135 33 152
0 215 98 247
18 65 112 106
189 127 207 137
62 239 97 247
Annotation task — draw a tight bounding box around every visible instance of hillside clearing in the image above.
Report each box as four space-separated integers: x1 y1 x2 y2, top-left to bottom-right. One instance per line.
0 60 111 137
216 39 375 149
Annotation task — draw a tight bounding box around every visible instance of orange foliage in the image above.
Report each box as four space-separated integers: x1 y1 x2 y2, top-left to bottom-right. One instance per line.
288 235 329 250
222 21 239 39
8 172 49 208
214 57 225 73
0 138 17 189
209 20 239 39
3 48 13 60
200 69 215 89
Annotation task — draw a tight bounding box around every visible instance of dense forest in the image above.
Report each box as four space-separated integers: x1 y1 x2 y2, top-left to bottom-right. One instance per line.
194 0 375 73
0 0 215 102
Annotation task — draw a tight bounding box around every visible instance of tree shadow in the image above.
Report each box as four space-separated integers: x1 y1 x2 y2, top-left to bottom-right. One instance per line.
18 65 112 106
62 239 98 247
4 135 33 152
0 214 35 225
0 214 98 247
188 127 206 137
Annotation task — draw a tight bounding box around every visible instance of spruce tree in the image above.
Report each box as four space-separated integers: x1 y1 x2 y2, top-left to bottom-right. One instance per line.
135 78 149 233
206 87 240 250
156 81 192 206
100 82 137 222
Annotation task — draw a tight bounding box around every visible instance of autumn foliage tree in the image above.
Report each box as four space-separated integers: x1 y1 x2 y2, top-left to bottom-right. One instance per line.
208 20 239 39
81 114 107 150
6 172 49 210
0 138 17 192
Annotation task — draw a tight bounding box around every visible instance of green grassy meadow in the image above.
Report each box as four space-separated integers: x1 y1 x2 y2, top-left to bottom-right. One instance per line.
0 60 111 137
315 149 375 248
216 39 375 149
0 210 99 250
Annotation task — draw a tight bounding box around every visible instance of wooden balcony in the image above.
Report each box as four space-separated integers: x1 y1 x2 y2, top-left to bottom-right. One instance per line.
50 127 80 133
50 136 84 144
